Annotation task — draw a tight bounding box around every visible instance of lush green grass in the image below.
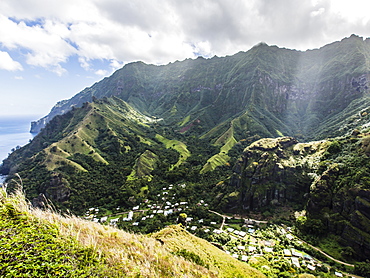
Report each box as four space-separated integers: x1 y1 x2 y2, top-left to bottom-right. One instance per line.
155 134 191 169
201 125 237 173
127 150 158 180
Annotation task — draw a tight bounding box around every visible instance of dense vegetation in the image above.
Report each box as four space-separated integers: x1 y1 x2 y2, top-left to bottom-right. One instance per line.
1 34 370 268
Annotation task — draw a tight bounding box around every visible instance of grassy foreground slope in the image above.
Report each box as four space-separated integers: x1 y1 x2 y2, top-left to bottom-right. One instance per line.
153 225 266 278
0 187 265 278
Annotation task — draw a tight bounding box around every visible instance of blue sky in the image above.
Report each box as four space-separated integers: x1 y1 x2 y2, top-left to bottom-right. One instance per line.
1 0 370 118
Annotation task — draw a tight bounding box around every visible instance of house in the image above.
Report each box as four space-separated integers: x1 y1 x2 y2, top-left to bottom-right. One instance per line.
232 254 239 259
264 247 273 253
132 205 139 210
190 226 197 231
239 231 247 237
248 246 257 252
241 255 248 262
210 221 217 225
286 234 294 240
132 222 139 226
291 257 300 268
227 228 234 233
100 216 108 223
213 229 222 234
110 218 119 225
291 249 303 258
164 210 173 216
283 249 292 257
128 211 133 220
263 240 273 246
237 246 245 250
234 230 240 235
204 229 210 233
307 265 315 271
334 272 343 277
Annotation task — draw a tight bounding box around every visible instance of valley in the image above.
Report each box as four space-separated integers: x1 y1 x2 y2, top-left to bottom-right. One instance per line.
80 181 360 278
1 35 370 277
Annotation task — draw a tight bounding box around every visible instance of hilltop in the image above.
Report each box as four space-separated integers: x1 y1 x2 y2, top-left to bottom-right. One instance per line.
0 187 265 277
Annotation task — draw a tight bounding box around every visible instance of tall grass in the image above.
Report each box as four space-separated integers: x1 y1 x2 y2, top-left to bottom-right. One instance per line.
0 185 215 277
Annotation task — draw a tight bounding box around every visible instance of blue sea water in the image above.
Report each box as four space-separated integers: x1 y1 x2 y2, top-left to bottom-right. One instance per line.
0 116 38 165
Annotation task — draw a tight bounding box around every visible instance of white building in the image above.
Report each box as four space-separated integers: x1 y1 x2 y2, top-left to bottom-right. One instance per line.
291 257 300 268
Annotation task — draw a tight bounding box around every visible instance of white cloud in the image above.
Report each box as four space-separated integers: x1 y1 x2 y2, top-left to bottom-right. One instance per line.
109 59 124 71
0 51 23 71
95 69 108 76
1 0 370 75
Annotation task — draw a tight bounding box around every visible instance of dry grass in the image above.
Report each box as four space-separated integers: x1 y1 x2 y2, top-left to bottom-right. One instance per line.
1 186 216 277
153 225 266 278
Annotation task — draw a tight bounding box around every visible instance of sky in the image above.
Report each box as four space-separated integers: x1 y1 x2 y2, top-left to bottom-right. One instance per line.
1 0 370 118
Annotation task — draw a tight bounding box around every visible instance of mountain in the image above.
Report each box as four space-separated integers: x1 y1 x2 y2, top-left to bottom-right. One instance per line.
2 35 370 263
31 34 370 143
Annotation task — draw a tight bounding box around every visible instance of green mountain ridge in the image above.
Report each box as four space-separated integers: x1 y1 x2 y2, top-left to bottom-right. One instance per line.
31 35 370 142
2 34 370 266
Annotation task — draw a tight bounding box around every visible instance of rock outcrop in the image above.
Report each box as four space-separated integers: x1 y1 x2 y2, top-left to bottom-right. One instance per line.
230 137 328 211
230 136 370 260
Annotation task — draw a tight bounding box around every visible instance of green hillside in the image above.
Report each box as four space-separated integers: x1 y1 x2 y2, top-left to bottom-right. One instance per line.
0 187 265 278
2 35 370 266
31 35 370 143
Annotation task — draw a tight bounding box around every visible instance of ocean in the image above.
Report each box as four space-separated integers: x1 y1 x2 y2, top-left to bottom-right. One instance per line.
0 116 38 175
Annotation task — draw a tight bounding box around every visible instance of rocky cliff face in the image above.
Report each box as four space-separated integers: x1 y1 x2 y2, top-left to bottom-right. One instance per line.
230 134 370 260
307 158 370 260
229 137 328 210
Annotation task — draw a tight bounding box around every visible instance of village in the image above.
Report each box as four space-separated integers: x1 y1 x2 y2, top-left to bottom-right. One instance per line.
82 183 358 278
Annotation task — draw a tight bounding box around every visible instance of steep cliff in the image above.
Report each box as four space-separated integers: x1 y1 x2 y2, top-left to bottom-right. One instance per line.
229 137 329 211
229 133 370 260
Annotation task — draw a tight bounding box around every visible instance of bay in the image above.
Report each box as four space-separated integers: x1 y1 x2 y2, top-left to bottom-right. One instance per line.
0 115 39 166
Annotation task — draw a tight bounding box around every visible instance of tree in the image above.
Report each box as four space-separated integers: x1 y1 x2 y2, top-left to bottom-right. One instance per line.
178 213 187 226
354 261 370 277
